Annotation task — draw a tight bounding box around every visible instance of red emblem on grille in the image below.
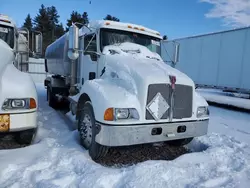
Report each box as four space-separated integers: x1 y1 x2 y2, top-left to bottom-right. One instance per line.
169 75 176 89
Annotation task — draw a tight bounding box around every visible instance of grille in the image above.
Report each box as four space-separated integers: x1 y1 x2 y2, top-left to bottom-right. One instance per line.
145 84 193 120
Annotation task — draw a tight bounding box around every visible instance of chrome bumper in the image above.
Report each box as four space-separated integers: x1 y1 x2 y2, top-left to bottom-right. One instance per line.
95 120 209 147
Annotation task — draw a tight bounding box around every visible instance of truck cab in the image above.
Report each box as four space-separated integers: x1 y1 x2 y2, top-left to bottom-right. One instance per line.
45 20 209 160
0 14 42 144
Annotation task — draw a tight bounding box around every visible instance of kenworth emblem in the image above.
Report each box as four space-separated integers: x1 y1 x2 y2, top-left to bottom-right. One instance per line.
169 75 176 122
169 75 176 89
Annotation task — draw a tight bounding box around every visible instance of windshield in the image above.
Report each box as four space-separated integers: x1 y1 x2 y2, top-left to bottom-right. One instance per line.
0 24 14 48
100 28 161 56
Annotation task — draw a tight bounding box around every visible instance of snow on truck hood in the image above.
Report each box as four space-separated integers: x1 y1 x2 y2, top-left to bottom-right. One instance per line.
102 42 194 94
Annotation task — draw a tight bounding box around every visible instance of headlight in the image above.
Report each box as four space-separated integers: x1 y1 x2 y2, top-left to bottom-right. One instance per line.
115 108 129 119
104 108 139 121
2 98 36 110
197 106 209 118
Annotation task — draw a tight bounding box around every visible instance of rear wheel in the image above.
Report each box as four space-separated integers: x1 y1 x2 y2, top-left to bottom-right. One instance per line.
78 102 109 160
167 138 193 146
15 128 37 145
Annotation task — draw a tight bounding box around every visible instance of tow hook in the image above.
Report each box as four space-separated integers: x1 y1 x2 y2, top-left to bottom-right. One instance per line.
177 126 186 133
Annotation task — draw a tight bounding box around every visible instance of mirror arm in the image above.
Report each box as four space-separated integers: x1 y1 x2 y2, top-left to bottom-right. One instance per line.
72 22 92 32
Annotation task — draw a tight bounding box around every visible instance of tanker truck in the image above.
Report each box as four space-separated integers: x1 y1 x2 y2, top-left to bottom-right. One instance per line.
44 20 209 160
0 14 42 144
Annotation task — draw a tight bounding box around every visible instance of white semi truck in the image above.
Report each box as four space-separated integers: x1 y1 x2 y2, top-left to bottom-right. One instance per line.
44 20 209 160
0 14 42 144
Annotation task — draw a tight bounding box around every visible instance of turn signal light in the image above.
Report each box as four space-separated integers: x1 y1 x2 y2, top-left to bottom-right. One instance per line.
0 19 11 23
104 108 114 121
29 98 37 109
0 114 9 132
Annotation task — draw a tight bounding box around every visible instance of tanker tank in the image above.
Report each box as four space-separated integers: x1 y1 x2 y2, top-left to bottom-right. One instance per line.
45 32 72 76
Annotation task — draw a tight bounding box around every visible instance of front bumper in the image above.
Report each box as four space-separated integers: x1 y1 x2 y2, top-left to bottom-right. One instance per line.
95 120 209 147
0 111 37 132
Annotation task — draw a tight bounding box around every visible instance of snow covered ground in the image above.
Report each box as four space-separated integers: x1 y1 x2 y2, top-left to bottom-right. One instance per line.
0 84 250 188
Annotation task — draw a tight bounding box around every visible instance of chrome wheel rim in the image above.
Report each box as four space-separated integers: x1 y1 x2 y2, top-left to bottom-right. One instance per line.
80 113 92 147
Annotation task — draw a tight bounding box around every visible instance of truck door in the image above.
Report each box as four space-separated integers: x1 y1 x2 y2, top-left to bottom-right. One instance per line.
81 33 98 84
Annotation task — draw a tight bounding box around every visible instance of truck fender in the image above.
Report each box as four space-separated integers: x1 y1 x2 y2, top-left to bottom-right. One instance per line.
194 91 209 108
76 80 140 124
76 85 108 123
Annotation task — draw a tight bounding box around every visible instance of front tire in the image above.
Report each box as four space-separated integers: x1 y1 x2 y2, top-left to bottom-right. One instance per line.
15 128 37 145
78 102 109 160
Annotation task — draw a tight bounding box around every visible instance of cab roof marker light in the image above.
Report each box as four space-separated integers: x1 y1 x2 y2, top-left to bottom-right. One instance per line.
134 27 139 30
140 28 145 31
105 22 110 25
128 25 132 28
0 19 11 23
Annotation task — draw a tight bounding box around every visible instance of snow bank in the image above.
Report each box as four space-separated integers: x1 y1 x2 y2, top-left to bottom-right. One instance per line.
0 84 250 187
198 89 250 110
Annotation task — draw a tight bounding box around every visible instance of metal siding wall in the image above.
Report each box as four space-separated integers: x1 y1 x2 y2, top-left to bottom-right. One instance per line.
175 38 202 83
161 27 250 91
198 34 221 86
217 29 246 88
241 29 250 89
28 58 47 83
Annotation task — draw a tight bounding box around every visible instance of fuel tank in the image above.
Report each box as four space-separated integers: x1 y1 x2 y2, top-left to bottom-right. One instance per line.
45 33 72 76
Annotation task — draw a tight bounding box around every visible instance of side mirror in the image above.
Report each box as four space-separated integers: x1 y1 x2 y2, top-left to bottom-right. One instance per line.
17 28 29 62
34 32 42 55
163 35 168 40
68 24 79 60
173 42 180 64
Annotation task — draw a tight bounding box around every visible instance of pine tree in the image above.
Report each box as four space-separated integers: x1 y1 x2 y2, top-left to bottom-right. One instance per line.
104 14 120 22
47 6 64 41
33 4 50 34
33 4 65 55
82 12 89 25
33 4 51 56
23 14 33 31
66 11 83 31
55 23 65 38
47 6 59 26
22 14 33 54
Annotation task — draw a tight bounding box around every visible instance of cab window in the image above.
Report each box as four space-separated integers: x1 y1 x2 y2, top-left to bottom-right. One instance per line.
84 34 97 61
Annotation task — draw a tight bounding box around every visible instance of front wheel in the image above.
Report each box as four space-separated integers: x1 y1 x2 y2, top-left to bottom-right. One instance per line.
167 137 193 147
78 102 109 160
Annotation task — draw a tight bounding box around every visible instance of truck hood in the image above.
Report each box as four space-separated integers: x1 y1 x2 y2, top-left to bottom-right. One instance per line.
102 42 194 95
0 39 15 74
